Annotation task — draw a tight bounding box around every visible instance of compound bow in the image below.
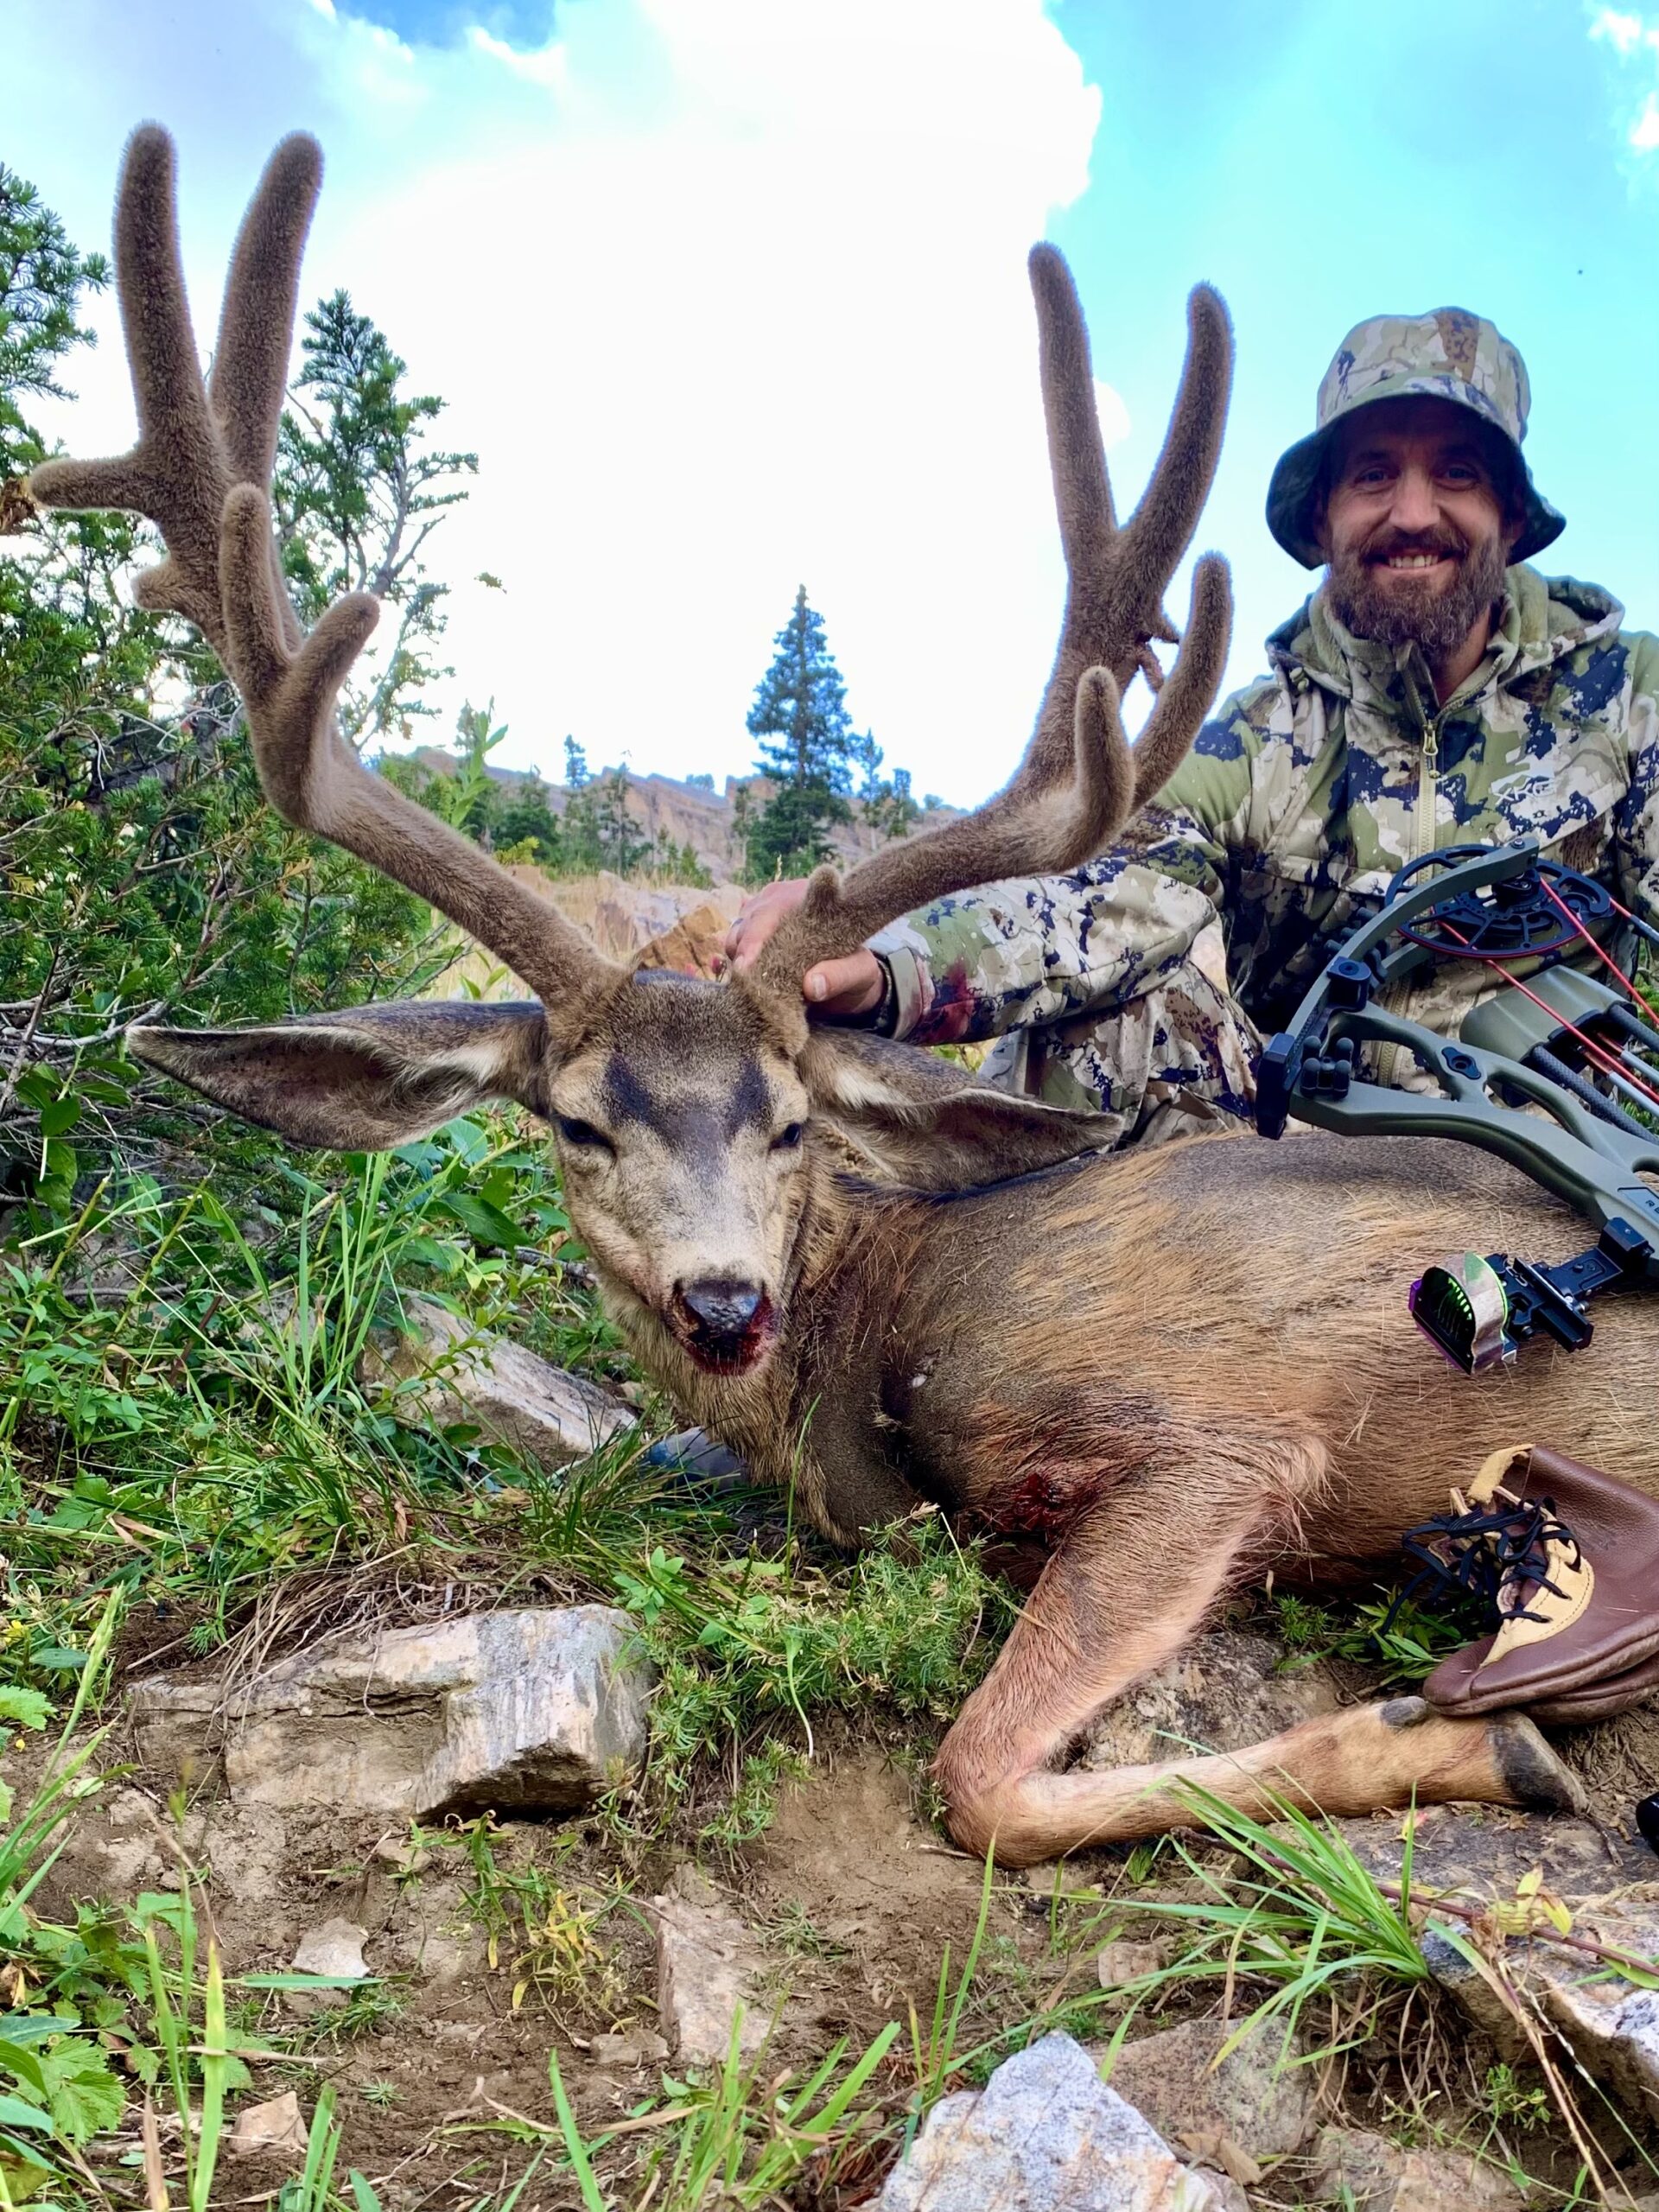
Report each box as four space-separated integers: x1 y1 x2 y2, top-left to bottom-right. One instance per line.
1255 840 1659 1374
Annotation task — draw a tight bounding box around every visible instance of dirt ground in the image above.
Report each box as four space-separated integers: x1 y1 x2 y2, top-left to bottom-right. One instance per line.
25 1618 1659 2208
31 1731 1033 2206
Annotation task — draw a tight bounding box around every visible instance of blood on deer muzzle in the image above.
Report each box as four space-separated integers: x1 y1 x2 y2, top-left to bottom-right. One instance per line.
673 1276 774 1373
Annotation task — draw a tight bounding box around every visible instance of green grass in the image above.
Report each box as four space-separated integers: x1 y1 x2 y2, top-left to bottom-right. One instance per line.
1274 1586 1480 1686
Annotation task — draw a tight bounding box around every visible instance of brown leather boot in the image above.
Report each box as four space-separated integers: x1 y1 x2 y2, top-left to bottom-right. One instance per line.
1417 1445 1659 1720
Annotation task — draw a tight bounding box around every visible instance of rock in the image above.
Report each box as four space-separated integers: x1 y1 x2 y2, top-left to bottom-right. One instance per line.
37 1785 168 1904
1332 1799 1659 2121
130 1605 652 1818
1077 1630 1341 1770
178 1803 288 1907
1103 2014 1315 2161
1310 2125 1524 2211
1097 1940 1169 1990
291 1918 369 1981
634 898 741 980
650 1866 771 2068
1202 2182 1250 2212
361 1295 635 1470
1330 1803 1651 1902
876 2033 1223 2211
1517 1898 1659 2123
228 2089 308 2159
1414 1922 1528 2060
591 2029 670 2067
587 872 744 964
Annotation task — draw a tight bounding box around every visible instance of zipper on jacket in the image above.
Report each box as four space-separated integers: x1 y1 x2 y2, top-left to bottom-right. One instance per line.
1414 716 1441 859
1376 713 1443 1088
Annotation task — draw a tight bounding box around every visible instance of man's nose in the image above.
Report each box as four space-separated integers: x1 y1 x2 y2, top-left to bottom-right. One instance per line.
1388 464 1440 534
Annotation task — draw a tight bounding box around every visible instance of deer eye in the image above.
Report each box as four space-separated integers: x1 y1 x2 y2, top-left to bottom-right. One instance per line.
772 1121 804 1152
557 1116 612 1152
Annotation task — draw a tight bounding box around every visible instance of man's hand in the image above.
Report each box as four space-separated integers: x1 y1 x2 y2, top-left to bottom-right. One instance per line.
721 878 886 1018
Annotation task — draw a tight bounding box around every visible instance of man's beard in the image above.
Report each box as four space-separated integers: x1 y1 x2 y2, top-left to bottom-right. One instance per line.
1326 526 1509 661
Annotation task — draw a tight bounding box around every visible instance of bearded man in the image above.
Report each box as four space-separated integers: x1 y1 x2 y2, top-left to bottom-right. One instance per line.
726 308 1659 1144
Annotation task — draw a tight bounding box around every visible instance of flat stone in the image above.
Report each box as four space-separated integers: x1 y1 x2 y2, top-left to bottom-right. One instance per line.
37 1785 168 1905
650 1866 771 2069
1077 1631 1341 1770
876 2033 1223 2211
1310 2125 1524 2211
130 1605 652 1818
591 2030 670 2067
1414 1922 1527 2059
1103 2014 1315 2160
1517 1898 1659 2122
228 2089 308 2159
1331 1803 1650 1898
361 1294 635 1470
1097 1940 1169 1990
291 1918 369 1981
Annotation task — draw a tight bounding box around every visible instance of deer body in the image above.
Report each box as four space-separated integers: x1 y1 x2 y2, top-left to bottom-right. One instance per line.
652 1123 1655 1566
33 127 1649 1866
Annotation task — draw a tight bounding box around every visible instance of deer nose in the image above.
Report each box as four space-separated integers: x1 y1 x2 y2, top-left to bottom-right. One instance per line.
678 1277 765 1338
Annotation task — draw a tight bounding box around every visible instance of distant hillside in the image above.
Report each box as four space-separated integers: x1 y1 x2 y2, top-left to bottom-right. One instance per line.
405 749 960 880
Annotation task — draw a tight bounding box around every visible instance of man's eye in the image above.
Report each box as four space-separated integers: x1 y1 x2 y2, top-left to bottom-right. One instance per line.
772 1122 804 1152
558 1116 612 1151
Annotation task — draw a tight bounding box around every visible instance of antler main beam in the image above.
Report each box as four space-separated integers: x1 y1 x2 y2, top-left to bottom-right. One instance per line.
753 250 1233 996
30 126 618 1013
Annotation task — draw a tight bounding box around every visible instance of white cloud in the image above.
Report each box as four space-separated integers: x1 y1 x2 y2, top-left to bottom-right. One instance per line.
332 0 1103 801
1587 4 1659 159
30 0 1103 804
1590 6 1645 54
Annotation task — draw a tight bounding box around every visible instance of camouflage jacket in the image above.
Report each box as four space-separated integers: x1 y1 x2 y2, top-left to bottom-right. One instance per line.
876 567 1659 1066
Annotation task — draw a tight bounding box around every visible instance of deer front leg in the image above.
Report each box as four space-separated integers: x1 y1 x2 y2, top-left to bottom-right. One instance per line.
937 1446 1584 1866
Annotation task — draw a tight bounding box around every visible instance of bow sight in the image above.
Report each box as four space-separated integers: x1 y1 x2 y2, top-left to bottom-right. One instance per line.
1255 841 1659 1375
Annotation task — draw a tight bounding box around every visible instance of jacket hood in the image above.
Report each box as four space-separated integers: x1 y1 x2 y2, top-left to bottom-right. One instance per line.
1265 568 1625 714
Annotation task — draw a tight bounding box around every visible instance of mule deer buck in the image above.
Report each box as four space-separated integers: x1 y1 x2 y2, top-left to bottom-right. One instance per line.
35 130 1656 1865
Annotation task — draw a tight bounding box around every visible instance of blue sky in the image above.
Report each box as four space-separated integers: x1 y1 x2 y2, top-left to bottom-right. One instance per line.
7 0 1657 804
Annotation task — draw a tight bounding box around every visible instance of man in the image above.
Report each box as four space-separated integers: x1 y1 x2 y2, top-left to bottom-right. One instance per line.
726 308 1659 1145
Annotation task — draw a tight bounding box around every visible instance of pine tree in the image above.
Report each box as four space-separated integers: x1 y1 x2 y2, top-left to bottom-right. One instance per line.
274 290 479 743
744 586 857 880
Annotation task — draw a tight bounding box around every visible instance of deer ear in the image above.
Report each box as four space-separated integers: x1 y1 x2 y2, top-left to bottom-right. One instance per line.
127 1000 550 1151
800 1029 1109 1193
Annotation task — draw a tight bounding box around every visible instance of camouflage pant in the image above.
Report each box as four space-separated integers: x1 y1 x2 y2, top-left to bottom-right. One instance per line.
976 938 1262 1148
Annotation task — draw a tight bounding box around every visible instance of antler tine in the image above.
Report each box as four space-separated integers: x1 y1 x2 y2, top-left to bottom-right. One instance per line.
208 132 324 658
1031 244 1116 580
210 134 320 491
1118 284 1233 610
750 252 1233 1002
1126 551 1231 810
751 664 1132 997
29 125 231 647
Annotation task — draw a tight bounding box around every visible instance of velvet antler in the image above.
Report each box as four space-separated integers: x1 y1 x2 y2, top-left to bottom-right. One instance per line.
29 126 619 1012
752 250 1233 998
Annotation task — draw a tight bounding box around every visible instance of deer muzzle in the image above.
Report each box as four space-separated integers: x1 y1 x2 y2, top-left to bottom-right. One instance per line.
672 1276 776 1376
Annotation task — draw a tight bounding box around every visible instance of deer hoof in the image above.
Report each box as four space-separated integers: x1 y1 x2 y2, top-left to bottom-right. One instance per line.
1487 1710 1589 1816
1379 1695 1432 1730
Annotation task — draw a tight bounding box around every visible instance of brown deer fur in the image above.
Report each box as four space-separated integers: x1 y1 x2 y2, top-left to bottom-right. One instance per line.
33 128 1651 1866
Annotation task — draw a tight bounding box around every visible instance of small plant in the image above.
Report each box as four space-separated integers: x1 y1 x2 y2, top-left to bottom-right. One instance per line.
1274 1586 1476 1685
1482 2060 1552 2133
1090 1779 1432 2063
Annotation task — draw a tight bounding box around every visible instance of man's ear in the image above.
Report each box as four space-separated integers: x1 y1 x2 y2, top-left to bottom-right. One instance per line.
127 1000 550 1151
800 1028 1110 1192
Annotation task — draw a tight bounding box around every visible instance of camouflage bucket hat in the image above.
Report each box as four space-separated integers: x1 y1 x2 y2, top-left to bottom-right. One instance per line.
1266 307 1566 570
